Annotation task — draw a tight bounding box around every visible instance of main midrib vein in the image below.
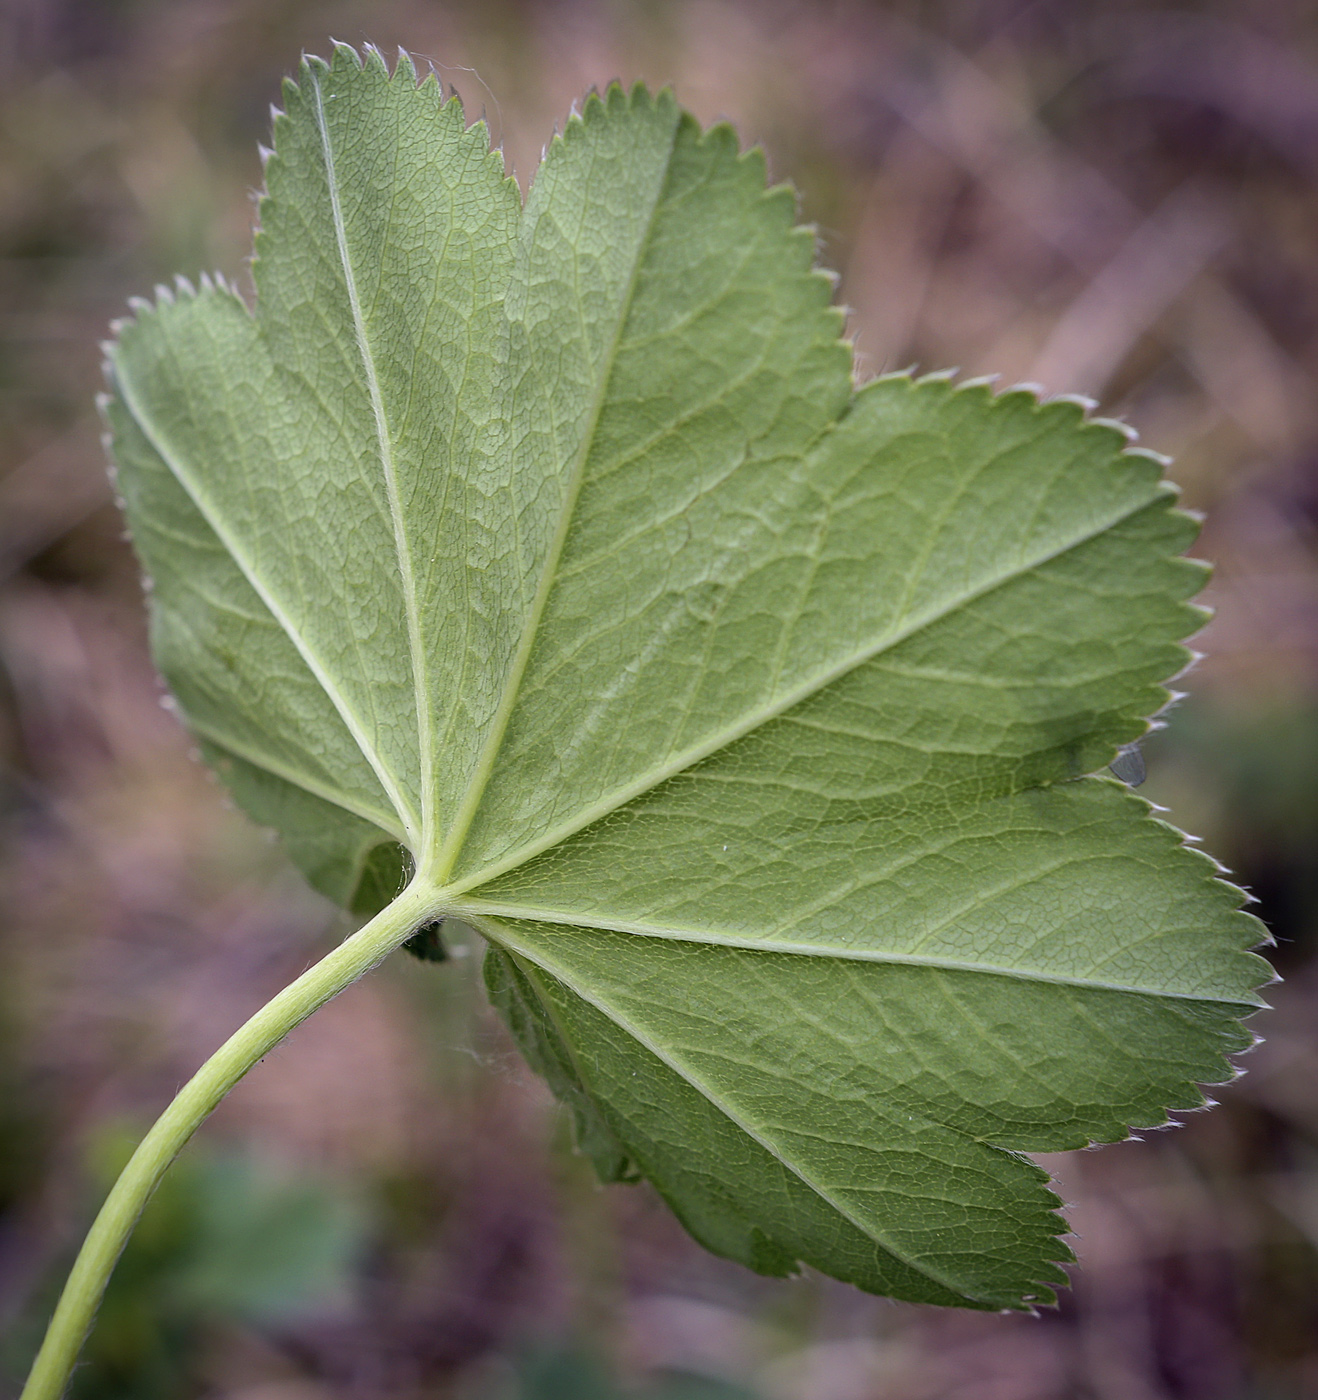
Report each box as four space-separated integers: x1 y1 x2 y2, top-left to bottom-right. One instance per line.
111 352 419 843
451 898 1257 1004
440 485 1173 896
426 104 684 884
310 69 434 850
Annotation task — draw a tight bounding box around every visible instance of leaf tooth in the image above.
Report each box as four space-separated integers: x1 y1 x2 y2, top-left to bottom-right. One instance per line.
947 374 996 403
1035 395 1088 426
1047 391 1100 411
359 42 391 80
1173 638 1210 675
280 76 304 113
1089 414 1139 442
572 89 602 126
326 39 364 72
711 119 756 161
814 260 841 289
1127 445 1173 468
625 81 655 112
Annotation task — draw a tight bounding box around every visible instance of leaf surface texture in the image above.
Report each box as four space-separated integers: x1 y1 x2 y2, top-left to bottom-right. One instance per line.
105 47 1269 1309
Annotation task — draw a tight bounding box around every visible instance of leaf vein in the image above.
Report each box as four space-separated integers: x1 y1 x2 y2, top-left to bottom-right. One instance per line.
500 934 985 1300
446 487 1170 892
310 67 432 847
110 344 421 842
451 902 1258 1004
430 108 684 881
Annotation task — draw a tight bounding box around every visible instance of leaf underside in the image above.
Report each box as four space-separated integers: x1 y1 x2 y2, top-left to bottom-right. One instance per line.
103 46 1270 1310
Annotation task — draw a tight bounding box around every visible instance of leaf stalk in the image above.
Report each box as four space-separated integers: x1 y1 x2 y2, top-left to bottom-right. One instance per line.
19 878 441 1400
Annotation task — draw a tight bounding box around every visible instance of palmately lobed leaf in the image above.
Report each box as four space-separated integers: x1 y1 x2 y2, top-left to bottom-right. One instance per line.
102 43 1270 1310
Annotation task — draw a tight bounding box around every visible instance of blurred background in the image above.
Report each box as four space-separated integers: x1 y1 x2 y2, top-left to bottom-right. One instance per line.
2 0 1318 1396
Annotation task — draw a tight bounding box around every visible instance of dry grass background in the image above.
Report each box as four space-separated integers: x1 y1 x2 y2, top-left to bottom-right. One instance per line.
3 1 1318 1397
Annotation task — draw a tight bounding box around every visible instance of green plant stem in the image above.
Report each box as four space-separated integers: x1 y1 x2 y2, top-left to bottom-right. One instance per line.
20 877 441 1400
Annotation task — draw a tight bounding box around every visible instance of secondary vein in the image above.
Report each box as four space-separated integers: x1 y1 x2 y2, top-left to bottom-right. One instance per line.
427 101 683 883
191 721 407 839
448 899 1260 1004
504 940 983 1302
310 68 433 852
111 351 420 844
441 488 1170 895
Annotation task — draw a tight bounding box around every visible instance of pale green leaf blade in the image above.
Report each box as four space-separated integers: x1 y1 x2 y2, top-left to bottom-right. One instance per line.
483 942 1069 1310
104 284 404 843
455 402 1262 1001
483 913 1253 1308
454 365 1265 1305
456 378 1205 899
433 83 696 874
260 47 523 845
102 54 1271 1313
106 284 408 911
442 87 854 879
450 368 1186 887
463 777 1265 1003
107 46 523 866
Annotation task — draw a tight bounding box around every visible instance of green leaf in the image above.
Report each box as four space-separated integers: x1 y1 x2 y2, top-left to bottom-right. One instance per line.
102 45 1269 1310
